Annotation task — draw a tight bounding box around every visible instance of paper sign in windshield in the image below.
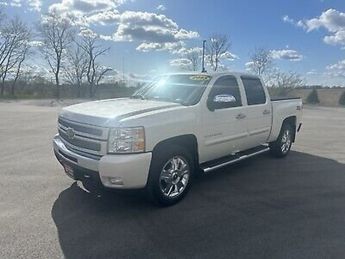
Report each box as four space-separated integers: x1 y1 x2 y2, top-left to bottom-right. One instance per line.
189 75 211 81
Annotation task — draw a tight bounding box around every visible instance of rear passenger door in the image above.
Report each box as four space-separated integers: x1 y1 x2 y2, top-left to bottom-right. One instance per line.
241 76 272 148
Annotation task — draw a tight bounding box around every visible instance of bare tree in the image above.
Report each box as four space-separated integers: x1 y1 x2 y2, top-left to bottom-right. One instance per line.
38 12 74 99
64 44 88 97
186 49 201 71
266 69 304 97
95 65 112 86
206 34 231 71
271 70 304 88
0 17 31 96
248 48 272 76
11 43 30 96
79 30 110 97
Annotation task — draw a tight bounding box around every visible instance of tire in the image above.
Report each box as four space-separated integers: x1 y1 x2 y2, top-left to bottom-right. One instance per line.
147 145 194 206
269 123 294 158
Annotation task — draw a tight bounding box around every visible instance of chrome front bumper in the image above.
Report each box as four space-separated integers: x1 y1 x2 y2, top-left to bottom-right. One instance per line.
53 135 152 189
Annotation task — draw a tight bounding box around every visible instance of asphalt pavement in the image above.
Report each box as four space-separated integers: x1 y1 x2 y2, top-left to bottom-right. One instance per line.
0 102 345 259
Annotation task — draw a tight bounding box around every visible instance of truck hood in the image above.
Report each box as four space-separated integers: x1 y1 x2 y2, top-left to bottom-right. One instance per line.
59 98 181 127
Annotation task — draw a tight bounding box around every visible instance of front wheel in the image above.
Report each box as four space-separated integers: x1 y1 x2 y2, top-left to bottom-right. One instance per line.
147 145 194 206
269 123 294 158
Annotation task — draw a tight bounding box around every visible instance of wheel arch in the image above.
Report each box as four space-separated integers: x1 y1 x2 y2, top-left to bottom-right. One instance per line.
281 116 297 142
152 134 199 167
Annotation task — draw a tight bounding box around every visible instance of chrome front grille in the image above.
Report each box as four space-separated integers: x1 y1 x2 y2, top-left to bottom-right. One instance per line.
58 117 108 157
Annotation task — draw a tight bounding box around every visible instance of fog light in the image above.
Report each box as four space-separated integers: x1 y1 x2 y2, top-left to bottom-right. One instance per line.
109 177 123 185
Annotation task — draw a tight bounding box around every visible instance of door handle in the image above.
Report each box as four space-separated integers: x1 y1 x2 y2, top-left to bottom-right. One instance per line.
236 113 246 120
263 109 271 115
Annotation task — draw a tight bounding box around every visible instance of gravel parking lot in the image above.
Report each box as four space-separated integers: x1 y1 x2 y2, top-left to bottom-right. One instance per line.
0 101 345 259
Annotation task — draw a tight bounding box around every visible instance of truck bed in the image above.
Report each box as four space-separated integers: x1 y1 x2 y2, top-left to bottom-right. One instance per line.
267 97 303 143
270 97 301 101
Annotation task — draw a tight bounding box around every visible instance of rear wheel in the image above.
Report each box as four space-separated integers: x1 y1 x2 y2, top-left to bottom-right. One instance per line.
269 123 294 158
147 145 194 206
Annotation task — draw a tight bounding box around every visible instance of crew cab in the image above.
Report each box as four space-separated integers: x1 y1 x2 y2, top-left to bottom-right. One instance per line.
53 72 302 205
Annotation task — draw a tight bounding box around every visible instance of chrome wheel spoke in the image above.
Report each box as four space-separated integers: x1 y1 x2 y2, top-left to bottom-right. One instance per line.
281 130 291 153
159 155 190 198
160 169 171 181
166 184 174 196
176 181 184 192
172 157 179 170
179 169 189 177
180 162 187 171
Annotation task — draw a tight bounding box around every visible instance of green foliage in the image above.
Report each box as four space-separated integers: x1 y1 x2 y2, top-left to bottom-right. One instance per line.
306 89 320 104
339 91 345 106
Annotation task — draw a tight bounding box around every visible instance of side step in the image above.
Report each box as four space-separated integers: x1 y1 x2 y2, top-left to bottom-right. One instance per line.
201 145 270 173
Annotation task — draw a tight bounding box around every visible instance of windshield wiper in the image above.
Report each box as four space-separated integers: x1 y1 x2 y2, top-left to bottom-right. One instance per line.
130 94 146 100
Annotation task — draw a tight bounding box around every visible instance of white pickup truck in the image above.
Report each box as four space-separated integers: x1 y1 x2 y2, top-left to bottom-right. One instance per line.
53 72 302 205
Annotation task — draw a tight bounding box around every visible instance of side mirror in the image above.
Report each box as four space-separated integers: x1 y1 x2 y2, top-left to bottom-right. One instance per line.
208 94 237 111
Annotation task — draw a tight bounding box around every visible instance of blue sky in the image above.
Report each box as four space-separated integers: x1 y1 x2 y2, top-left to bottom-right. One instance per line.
2 0 345 85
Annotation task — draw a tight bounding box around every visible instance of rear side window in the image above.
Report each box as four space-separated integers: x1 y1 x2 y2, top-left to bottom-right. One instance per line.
209 76 242 108
241 77 266 105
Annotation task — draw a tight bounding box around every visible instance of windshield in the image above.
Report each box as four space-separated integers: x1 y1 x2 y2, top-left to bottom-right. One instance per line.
132 74 212 106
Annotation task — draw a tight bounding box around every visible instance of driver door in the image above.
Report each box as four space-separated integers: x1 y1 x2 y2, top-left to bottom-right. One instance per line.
199 76 248 163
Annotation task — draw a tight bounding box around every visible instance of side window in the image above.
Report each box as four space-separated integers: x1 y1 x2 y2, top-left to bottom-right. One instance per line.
208 76 242 110
241 77 266 105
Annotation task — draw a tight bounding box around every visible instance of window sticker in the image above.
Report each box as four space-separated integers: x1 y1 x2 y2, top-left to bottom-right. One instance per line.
189 75 211 81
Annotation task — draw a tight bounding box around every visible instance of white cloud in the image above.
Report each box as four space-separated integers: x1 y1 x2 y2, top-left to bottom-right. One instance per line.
326 59 345 77
169 58 192 70
282 15 308 30
174 29 199 40
86 9 120 25
113 11 179 42
48 0 126 26
45 1 199 53
270 49 303 61
28 40 44 47
295 9 345 46
220 51 239 61
136 41 185 52
171 47 238 71
113 11 198 43
99 11 199 52
306 69 318 75
282 15 295 25
174 46 202 56
79 27 98 38
324 30 345 45
301 9 345 32
49 0 124 14
0 0 41 11
99 34 114 41
28 0 41 11
245 61 254 71
156 4 166 11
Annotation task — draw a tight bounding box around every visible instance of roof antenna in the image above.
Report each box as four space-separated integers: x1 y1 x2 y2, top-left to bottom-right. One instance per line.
201 40 207 73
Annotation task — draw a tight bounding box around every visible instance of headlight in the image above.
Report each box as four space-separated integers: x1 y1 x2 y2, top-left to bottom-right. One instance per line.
108 127 145 154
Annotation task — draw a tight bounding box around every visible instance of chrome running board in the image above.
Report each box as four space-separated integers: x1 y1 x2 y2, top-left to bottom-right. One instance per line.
201 146 270 173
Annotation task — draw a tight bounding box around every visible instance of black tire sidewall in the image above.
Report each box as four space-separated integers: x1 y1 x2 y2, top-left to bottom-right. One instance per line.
270 123 294 158
147 145 194 206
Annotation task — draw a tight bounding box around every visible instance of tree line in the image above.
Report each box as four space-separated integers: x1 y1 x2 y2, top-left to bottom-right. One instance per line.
0 11 112 98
